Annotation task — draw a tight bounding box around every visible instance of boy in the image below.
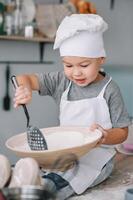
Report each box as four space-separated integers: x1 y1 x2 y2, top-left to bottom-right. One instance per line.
13 14 130 199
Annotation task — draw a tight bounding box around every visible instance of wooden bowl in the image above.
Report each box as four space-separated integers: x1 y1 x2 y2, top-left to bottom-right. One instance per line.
6 127 102 170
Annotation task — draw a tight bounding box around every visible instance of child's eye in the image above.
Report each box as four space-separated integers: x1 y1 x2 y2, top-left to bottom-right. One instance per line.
80 64 89 68
65 65 73 68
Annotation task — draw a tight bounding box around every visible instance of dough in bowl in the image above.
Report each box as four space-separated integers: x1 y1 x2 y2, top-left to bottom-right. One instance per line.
45 131 84 150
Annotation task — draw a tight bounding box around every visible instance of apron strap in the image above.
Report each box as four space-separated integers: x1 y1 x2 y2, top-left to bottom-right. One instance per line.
60 81 72 101
98 77 112 98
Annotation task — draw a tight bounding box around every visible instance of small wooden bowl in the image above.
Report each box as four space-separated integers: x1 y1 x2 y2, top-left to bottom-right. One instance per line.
6 126 102 170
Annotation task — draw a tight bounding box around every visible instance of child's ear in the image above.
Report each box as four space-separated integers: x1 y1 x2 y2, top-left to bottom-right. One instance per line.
100 57 106 65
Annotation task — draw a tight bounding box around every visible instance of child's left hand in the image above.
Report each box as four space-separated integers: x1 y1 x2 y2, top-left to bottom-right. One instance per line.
89 123 108 145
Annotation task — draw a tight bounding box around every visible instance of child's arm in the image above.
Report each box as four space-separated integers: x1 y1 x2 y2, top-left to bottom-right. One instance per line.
102 127 128 145
16 74 39 90
13 74 39 108
90 124 128 145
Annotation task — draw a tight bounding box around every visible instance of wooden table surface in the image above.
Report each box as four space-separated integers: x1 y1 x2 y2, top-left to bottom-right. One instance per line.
69 152 133 200
86 152 133 191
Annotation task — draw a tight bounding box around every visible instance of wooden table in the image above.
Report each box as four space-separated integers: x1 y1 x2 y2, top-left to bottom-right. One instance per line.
70 152 133 199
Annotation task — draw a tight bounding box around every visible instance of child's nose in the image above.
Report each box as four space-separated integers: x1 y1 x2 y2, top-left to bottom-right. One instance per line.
73 67 82 76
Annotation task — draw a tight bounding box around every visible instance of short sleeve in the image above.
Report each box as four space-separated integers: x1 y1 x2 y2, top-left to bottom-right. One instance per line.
105 81 131 128
36 71 69 104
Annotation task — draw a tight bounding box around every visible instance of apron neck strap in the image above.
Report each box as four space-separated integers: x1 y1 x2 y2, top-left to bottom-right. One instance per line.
98 77 112 97
61 81 72 100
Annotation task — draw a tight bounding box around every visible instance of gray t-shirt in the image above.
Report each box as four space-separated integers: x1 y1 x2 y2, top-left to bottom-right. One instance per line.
36 71 131 128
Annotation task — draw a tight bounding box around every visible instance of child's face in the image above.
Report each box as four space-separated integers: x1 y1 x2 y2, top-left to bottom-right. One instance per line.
62 56 105 87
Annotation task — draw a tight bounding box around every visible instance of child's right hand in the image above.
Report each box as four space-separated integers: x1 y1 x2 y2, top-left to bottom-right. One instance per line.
13 85 32 108
89 123 108 145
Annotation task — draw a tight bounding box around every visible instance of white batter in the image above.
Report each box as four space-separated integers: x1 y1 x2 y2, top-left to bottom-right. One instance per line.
14 130 101 151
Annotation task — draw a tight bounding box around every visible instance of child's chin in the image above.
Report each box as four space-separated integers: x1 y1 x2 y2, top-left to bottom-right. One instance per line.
76 82 88 87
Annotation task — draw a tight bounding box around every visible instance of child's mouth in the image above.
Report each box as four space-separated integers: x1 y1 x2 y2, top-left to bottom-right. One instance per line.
74 79 86 84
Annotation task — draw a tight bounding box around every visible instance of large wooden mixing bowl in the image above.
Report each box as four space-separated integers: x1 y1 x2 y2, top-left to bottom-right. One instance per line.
6 127 102 170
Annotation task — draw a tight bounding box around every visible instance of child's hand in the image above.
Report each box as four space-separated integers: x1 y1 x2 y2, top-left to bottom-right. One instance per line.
13 85 32 108
89 123 108 145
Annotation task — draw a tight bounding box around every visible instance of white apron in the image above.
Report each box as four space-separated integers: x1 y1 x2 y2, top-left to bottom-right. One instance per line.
59 78 116 194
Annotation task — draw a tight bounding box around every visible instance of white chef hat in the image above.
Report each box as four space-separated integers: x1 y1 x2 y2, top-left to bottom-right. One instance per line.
53 14 108 58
